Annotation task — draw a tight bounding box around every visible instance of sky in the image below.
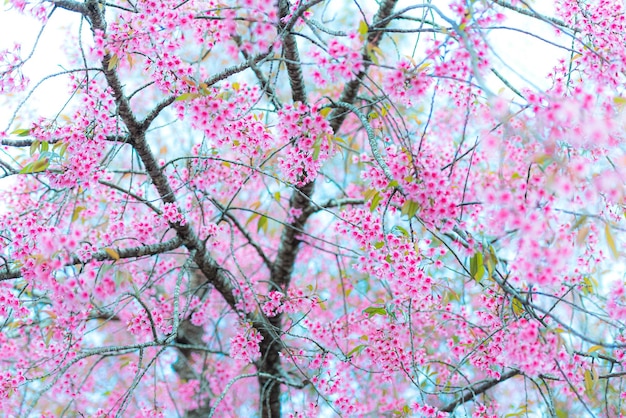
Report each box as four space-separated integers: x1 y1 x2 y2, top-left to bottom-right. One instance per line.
0 1 566 130
0 5 79 129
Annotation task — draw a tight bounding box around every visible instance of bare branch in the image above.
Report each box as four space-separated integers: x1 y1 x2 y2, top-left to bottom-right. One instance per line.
490 0 570 29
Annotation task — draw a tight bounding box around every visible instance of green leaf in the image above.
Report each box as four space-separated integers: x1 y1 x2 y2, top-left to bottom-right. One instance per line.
257 215 268 234
20 158 49 174
370 191 382 212
363 188 378 202
30 139 40 156
391 225 409 237
11 128 31 137
363 306 387 317
512 298 524 316
333 136 347 145
346 344 366 357
319 107 332 118
373 241 384 249
44 328 53 347
104 248 120 261
581 276 595 295
469 252 485 282
358 20 368 37
107 54 119 71
401 200 420 219
55 142 68 158
488 245 498 263
366 44 383 65
614 96 626 106
556 409 568 418
312 142 321 160
71 206 86 222
486 257 494 280
584 369 596 397
504 406 528 418
127 52 134 69
175 92 201 102
587 345 603 355
605 223 618 259
245 212 260 227
32 158 49 172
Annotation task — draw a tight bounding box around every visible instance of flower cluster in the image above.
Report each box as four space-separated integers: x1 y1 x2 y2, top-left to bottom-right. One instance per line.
0 45 28 93
127 311 154 338
499 318 558 377
308 29 364 85
0 370 25 401
230 323 263 363
383 60 433 106
277 103 334 185
411 403 448 418
262 291 284 317
162 203 186 226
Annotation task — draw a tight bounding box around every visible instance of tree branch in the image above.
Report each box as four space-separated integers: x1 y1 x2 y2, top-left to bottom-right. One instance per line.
83 0 243 313
278 0 307 104
1 138 61 147
304 197 365 216
490 0 570 29
211 199 273 270
0 237 184 282
258 3 399 417
332 101 397 185
440 370 520 412
48 0 88 14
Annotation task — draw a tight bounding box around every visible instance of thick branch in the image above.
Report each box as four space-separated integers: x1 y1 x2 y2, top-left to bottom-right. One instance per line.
255 6 313 417
329 0 399 133
84 0 240 311
278 0 307 103
0 237 183 282
258 3 399 418
84 0 142 139
441 370 520 413
48 0 87 14
270 0 399 292
1 138 61 147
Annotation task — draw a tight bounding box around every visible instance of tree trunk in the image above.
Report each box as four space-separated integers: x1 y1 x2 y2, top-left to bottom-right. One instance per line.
258 314 283 418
